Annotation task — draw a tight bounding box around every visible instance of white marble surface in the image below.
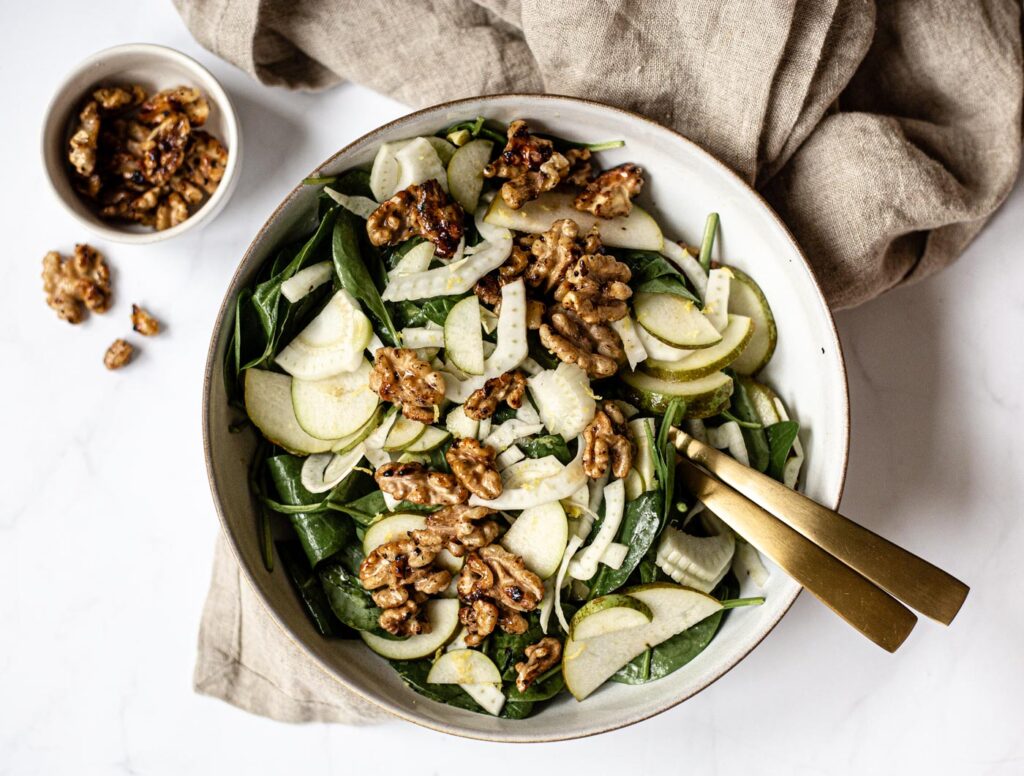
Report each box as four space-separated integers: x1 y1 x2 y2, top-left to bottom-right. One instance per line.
2 3 1023 773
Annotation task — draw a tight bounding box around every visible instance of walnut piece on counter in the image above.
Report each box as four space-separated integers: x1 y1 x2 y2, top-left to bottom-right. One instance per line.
42 244 112 324
445 438 503 500
574 163 645 219
538 305 624 378
130 304 160 336
456 544 545 645
103 339 134 370
374 461 469 505
515 636 563 692
554 252 633 324
359 537 452 636
366 179 465 258
369 347 445 423
583 400 635 479
484 119 571 209
464 370 527 420
411 504 501 558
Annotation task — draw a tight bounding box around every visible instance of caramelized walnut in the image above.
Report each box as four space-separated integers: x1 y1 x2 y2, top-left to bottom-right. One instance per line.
138 86 209 127
456 545 544 646
359 536 452 636
464 370 527 420
42 244 112 324
374 461 469 505
68 100 100 177
525 219 592 293
446 438 503 500
515 636 563 692
411 504 501 557
538 305 624 378
366 179 465 258
139 113 191 186
131 304 160 336
104 339 134 370
574 163 645 219
554 252 632 324
583 401 635 479
484 119 571 209
370 347 445 423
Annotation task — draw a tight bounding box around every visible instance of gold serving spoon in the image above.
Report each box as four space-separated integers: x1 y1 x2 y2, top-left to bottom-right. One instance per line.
669 428 969 652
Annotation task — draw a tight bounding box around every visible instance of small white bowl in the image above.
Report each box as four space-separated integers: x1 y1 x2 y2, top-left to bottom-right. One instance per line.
41 43 241 244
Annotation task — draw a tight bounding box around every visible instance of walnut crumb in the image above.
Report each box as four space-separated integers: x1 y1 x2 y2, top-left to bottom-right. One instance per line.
131 304 160 336
104 339 134 370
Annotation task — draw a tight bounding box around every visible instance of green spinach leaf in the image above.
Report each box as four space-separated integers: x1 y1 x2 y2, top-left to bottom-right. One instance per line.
587 490 664 597
516 434 573 465
278 542 344 637
388 659 488 713
614 250 700 304
765 421 800 482
319 562 387 634
332 210 399 345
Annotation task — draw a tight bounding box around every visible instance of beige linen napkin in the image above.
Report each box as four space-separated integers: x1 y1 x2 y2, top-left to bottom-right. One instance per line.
180 0 1023 723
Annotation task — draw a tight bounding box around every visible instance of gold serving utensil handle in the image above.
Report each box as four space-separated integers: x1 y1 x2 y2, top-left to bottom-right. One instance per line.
676 457 918 652
671 428 969 625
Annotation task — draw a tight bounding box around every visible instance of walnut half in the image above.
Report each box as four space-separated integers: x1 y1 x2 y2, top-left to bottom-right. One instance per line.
538 305 624 379
366 179 465 258
574 163 645 219
583 401 635 479
464 370 527 420
359 537 452 636
42 244 112 324
374 461 469 505
446 437 503 500
370 347 445 423
515 636 563 692
484 119 571 210
104 339 134 370
456 544 544 646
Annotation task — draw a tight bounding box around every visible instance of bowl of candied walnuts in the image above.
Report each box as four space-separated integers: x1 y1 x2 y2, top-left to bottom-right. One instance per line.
41 43 240 243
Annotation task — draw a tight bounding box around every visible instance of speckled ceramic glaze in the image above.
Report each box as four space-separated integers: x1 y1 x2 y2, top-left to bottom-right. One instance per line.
203 95 849 742
41 43 241 243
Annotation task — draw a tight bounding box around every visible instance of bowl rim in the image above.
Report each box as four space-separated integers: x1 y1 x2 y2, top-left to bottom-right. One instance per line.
201 93 850 741
39 42 241 244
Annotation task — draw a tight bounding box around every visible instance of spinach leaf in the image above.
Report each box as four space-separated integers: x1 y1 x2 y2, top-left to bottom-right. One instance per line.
502 700 536 719
516 434 573 465
328 168 373 198
391 294 466 329
491 404 519 424
265 454 367 566
337 490 439 526
247 208 339 369
765 421 800 482
612 574 739 684
728 374 769 472
332 210 399 345
614 250 700 304
319 562 387 634
278 542 344 637
587 490 664 597
506 668 565 702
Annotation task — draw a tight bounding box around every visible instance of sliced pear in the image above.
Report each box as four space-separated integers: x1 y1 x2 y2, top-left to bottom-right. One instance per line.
562 584 723 700
362 513 461 573
727 266 777 375
361 599 460 659
382 415 426 451
403 426 451 453
443 295 485 375
484 191 663 250
291 359 379 439
643 315 753 382
446 139 493 212
634 292 723 350
501 501 569 579
244 369 335 454
331 407 383 452
620 370 733 418
427 649 502 685
570 594 654 640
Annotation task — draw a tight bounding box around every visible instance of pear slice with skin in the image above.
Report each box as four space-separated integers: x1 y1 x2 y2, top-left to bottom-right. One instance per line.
570 594 654 640
562 584 723 701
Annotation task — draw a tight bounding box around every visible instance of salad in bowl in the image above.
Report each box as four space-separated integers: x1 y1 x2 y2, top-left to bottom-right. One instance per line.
224 114 808 720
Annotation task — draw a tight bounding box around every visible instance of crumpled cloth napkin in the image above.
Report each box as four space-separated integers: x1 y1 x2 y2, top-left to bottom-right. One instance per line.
180 0 1024 723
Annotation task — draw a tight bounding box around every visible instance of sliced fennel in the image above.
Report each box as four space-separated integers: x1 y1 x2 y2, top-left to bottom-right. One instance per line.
483 279 529 376
324 188 379 219
394 137 448 193
300 445 365 493
706 420 750 467
568 478 626 580
732 539 770 588
495 445 525 470
555 535 585 633
610 316 648 369
380 228 512 302
483 419 544 453
528 362 596 440
275 289 372 380
628 417 657 491
400 326 445 349
470 446 587 510
280 261 333 303
655 514 736 593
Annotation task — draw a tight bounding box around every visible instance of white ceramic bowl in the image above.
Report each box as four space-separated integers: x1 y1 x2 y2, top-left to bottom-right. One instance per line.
41 43 241 244
203 95 849 741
